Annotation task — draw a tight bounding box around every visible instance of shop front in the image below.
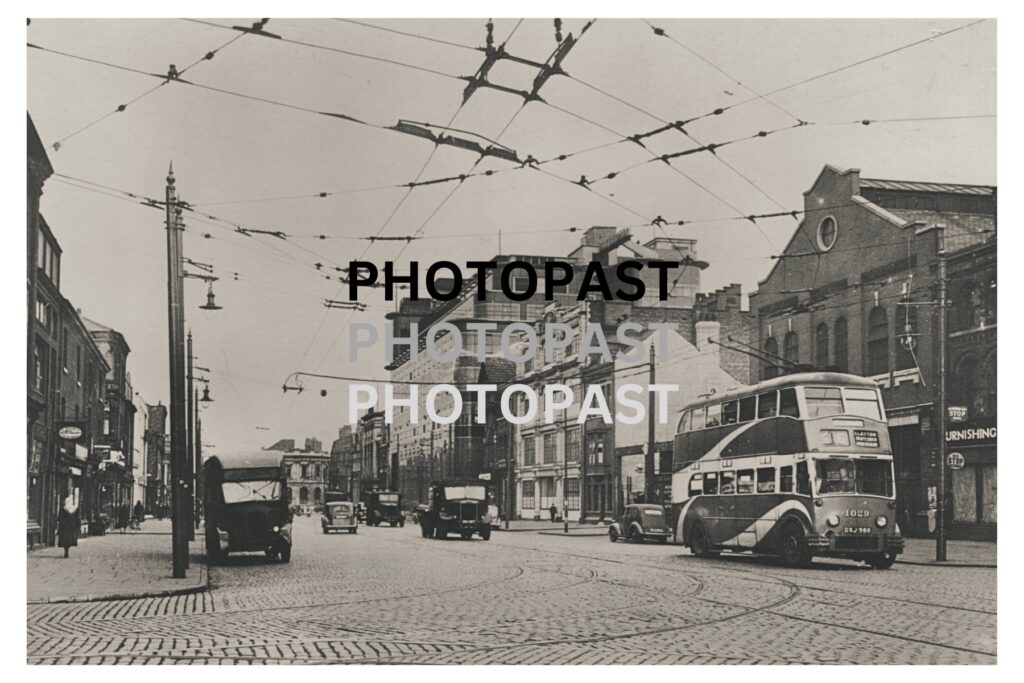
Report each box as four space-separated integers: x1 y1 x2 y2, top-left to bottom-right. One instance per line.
945 416 996 541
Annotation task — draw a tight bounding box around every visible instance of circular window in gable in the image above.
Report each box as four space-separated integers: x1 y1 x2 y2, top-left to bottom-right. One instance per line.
817 216 838 252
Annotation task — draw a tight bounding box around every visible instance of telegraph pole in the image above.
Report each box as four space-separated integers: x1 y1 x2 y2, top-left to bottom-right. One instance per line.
185 332 195 541
644 341 656 502
165 164 188 578
936 229 949 562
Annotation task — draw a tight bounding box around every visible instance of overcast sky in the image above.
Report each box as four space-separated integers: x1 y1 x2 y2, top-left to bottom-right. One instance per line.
27 18 996 453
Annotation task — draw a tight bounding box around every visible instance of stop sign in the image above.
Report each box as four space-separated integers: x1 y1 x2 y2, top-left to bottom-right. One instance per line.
947 452 965 470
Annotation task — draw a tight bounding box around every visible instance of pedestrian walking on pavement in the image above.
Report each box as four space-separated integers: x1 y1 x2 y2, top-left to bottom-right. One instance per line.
117 503 130 534
56 496 79 558
549 503 558 523
133 500 145 529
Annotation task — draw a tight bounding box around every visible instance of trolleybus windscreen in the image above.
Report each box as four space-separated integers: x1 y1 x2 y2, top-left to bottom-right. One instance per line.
815 458 893 496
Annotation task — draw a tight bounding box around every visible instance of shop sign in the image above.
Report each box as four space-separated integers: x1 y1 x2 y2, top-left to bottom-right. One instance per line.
947 406 968 423
945 417 996 447
58 425 83 440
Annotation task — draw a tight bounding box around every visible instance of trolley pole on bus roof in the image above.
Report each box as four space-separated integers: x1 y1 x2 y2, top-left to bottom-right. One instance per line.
935 230 948 562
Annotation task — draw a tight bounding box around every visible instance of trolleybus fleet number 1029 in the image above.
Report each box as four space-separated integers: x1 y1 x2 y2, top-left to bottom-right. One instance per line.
670 372 904 569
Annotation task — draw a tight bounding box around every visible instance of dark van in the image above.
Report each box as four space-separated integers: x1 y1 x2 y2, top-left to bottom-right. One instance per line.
203 451 292 564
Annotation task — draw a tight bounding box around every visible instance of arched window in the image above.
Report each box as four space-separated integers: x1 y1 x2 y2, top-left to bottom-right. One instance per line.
895 305 919 371
815 323 829 370
763 337 779 380
299 487 309 504
784 331 799 368
833 318 848 373
867 307 889 376
314 487 322 503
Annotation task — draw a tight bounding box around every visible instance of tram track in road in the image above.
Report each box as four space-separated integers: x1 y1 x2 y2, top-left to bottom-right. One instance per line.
477 535 996 660
674 552 998 615
28 524 996 664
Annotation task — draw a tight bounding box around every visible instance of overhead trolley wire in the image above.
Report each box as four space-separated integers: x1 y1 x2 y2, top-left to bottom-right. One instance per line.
642 18 989 128
334 18 480 52
42 23 250 150
639 18 805 125
182 18 464 82
29 41 525 168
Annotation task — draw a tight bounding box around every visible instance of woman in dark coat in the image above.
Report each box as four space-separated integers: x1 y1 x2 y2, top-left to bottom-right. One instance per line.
56 496 79 558
133 500 145 529
117 502 130 534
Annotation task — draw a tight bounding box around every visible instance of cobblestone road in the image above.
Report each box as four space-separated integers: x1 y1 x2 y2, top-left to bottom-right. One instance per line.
27 516 997 664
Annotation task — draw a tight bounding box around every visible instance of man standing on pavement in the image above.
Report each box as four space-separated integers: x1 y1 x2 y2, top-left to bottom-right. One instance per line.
549 503 558 523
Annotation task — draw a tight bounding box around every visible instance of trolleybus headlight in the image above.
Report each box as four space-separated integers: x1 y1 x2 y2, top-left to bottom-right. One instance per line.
875 515 888 528
826 514 840 527
273 525 280 533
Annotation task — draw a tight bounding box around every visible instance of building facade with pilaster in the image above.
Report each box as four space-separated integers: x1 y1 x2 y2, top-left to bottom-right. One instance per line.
749 164 995 540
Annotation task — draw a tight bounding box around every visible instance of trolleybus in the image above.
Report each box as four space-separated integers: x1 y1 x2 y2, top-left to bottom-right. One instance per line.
671 372 903 568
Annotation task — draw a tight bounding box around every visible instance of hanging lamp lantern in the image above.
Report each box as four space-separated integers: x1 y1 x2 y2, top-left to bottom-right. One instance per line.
200 283 222 310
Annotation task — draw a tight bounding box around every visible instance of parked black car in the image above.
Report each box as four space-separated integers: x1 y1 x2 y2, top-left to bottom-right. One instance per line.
608 504 672 544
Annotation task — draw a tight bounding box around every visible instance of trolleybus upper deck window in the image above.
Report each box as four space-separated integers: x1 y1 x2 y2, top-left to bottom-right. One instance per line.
779 388 800 417
739 396 757 422
843 388 883 421
741 395 757 421
757 391 777 418
722 401 739 425
805 387 844 417
706 403 722 427
692 406 707 430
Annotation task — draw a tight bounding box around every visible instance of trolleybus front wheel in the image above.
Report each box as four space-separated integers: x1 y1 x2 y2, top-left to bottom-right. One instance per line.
867 552 897 569
778 522 812 568
689 521 718 558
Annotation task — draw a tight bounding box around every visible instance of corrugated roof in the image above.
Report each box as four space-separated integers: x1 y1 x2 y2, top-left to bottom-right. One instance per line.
861 178 995 196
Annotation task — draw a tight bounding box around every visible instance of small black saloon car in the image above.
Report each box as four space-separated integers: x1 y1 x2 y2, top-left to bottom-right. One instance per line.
608 504 673 543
